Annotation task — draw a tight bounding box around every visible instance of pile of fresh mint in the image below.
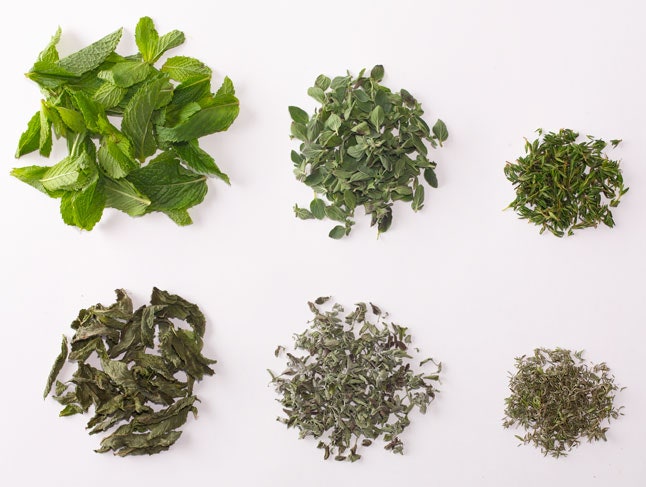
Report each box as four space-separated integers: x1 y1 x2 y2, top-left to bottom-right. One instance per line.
13 17 239 230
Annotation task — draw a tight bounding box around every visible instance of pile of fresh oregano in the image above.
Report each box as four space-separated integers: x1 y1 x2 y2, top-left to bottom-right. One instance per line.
13 17 239 230
502 348 622 457
269 297 441 461
504 128 628 237
290 65 448 239
44 288 216 456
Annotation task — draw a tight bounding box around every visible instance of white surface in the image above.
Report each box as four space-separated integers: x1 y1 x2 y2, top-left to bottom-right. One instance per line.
1 0 645 485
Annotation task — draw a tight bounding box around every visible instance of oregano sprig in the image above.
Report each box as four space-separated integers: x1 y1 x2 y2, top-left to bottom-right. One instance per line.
290 65 448 239
504 128 628 237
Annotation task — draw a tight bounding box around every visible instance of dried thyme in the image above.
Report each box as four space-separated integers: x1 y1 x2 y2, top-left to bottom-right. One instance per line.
503 348 623 457
290 65 448 239
269 297 441 462
43 288 216 456
504 128 628 237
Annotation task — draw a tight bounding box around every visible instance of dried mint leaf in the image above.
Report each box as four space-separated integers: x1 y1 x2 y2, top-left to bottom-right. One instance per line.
12 16 239 230
504 128 628 237
503 348 623 457
290 65 448 239
269 298 441 462
44 288 216 456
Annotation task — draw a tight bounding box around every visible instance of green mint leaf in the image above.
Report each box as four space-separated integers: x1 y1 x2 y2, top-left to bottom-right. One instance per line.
103 178 151 216
55 107 86 133
173 140 230 183
122 78 168 160
127 154 207 212
135 16 159 63
315 74 331 91
98 138 139 179
39 153 92 192
11 165 54 196
161 56 211 83
432 119 448 145
16 111 41 157
39 106 53 157
156 30 185 61
93 82 127 109
58 28 123 76
162 208 193 226
369 105 385 129
325 113 342 132
59 179 106 230
215 76 235 96
288 106 309 125
71 91 111 135
37 27 62 63
97 60 154 88
156 94 239 143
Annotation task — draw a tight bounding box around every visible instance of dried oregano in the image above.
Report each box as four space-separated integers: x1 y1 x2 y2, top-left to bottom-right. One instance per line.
269 297 441 462
503 348 623 457
504 128 628 237
290 65 448 239
44 288 215 456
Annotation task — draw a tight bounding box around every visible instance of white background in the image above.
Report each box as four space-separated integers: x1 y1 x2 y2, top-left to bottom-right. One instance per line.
1 0 645 485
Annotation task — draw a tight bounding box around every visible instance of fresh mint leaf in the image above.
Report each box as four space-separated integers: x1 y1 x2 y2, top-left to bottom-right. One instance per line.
40 153 92 192
59 179 106 230
37 27 62 63
136 16 185 64
93 82 127 109
16 112 41 157
122 78 168 161
173 140 230 184
127 154 207 213
161 56 211 83
98 138 138 179
103 178 151 216
97 60 154 88
11 165 52 195
156 94 239 143
58 28 123 76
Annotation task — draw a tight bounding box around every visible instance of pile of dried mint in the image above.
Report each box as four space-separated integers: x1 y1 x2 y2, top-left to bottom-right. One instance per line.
503 348 623 457
269 297 441 462
13 17 239 230
290 65 448 239
504 128 628 237
44 288 215 456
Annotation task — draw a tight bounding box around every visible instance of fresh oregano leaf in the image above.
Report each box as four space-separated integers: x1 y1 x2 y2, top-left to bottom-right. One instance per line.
291 65 448 238
44 288 215 456
12 17 239 229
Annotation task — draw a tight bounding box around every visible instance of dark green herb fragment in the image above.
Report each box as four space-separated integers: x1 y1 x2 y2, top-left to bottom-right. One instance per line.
503 348 623 457
504 129 628 237
13 17 239 230
290 65 448 238
44 288 215 456
269 298 441 461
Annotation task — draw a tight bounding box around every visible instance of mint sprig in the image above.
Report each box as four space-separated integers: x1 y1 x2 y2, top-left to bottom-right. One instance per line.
13 17 239 230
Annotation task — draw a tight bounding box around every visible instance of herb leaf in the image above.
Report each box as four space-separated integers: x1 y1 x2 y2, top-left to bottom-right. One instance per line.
13 17 238 230
291 65 447 238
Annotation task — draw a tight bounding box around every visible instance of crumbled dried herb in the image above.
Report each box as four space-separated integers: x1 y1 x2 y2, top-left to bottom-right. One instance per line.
503 348 623 457
290 65 448 239
43 288 216 456
504 128 628 237
269 298 441 462
13 17 239 230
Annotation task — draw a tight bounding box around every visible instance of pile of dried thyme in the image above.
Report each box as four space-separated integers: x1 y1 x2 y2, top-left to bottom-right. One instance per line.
502 348 623 457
